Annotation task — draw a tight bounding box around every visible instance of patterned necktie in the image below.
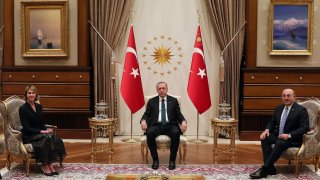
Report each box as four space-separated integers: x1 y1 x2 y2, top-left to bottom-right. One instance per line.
279 107 289 135
161 99 166 125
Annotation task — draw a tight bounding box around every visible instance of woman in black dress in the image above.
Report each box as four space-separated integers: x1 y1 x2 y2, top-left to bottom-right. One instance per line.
19 85 66 176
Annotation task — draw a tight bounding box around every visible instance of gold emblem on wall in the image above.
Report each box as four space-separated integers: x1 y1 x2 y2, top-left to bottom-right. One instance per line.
142 35 183 76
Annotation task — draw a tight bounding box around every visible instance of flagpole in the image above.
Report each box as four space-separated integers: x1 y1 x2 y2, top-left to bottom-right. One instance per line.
88 21 115 61
120 25 144 143
121 113 140 143
188 112 208 144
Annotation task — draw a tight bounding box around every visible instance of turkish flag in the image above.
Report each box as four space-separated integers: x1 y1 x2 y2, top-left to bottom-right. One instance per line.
120 26 145 113
187 26 211 114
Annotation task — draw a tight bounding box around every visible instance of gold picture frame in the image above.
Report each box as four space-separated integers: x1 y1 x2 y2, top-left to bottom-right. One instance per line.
269 0 313 55
20 0 68 57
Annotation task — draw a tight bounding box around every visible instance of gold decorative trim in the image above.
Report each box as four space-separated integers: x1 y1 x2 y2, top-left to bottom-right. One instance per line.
20 0 69 57
269 0 313 55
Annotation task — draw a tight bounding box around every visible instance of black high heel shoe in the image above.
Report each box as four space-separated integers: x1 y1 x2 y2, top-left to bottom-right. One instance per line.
51 171 59 175
44 172 54 176
42 167 54 176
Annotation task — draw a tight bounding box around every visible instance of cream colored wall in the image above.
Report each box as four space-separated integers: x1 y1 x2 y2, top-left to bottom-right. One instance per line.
116 0 221 136
257 0 320 67
13 0 78 66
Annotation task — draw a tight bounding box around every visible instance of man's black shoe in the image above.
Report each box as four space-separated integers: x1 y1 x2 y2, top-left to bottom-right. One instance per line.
268 167 277 175
249 167 268 179
168 160 176 170
151 160 159 170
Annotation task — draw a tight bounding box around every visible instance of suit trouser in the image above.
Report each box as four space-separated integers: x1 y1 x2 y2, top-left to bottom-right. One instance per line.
261 133 301 170
146 124 180 161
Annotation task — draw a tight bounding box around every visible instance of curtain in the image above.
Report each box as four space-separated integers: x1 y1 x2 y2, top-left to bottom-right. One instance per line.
0 0 3 67
205 0 245 120
89 0 133 120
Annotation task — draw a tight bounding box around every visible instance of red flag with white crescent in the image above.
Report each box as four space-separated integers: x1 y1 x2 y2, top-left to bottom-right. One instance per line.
187 26 211 114
120 26 145 113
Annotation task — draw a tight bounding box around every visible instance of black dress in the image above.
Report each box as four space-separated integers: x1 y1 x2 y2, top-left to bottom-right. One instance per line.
19 102 66 165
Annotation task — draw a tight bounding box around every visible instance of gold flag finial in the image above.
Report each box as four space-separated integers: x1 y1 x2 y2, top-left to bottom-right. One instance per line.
197 37 202 43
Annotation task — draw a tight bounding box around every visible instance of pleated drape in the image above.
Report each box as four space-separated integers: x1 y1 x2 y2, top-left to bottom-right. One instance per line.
0 0 3 68
89 0 133 118
205 0 245 120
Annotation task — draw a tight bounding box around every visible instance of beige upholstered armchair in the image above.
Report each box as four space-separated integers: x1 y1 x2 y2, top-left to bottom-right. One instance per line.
140 94 187 164
0 111 6 179
0 96 62 176
278 98 320 176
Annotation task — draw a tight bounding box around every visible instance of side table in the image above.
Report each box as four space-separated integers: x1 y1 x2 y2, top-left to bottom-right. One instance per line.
211 118 238 164
88 117 116 163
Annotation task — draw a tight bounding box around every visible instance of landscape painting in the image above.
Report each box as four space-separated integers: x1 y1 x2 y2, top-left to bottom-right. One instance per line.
29 9 61 50
269 0 313 55
20 0 68 57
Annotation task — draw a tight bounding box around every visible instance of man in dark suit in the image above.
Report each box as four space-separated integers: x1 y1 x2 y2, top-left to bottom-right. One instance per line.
140 81 187 170
249 88 309 179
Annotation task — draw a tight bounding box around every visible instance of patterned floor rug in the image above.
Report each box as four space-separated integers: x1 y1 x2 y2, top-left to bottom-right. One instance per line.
1 163 320 180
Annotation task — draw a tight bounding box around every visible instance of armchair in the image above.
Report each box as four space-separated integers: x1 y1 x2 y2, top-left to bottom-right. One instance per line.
0 113 5 179
278 98 320 176
140 94 187 164
0 96 62 176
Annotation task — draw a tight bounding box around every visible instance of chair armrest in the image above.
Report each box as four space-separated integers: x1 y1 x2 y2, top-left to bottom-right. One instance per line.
303 131 316 142
8 125 22 140
306 130 315 135
11 129 21 135
6 125 28 157
45 124 57 129
45 124 57 136
306 126 317 135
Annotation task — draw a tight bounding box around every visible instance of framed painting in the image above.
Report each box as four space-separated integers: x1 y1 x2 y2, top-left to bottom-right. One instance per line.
20 0 68 57
269 0 313 55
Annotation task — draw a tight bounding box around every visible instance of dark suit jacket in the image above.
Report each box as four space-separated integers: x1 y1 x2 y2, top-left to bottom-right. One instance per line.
141 95 185 128
266 101 309 143
19 102 47 143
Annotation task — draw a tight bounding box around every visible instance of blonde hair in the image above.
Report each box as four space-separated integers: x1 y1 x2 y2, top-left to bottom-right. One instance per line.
24 85 39 101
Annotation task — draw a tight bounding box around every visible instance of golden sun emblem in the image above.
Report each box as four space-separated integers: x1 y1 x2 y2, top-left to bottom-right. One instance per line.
152 44 173 66
142 35 183 76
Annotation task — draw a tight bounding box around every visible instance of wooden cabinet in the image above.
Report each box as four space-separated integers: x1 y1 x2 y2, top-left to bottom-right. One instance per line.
1 68 92 139
2 71 89 82
1 71 91 110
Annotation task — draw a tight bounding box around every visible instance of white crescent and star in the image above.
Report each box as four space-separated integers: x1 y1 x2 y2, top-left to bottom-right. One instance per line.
193 47 204 59
197 68 206 79
126 47 137 58
124 47 140 79
191 47 206 79
130 68 139 78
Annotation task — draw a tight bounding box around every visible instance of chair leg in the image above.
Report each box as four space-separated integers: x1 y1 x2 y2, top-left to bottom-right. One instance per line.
294 157 302 177
25 157 31 177
178 145 182 163
145 146 149 164
59 160 63 167
6 153 11 170
141 145 145 163
182 143 187 164
314 157 319 172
